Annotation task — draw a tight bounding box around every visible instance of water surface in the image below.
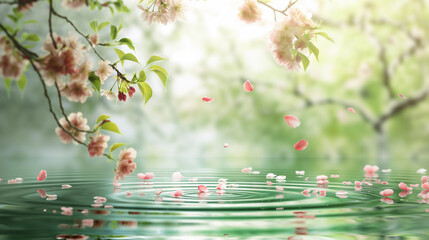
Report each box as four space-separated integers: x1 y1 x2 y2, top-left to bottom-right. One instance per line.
0 169 428 239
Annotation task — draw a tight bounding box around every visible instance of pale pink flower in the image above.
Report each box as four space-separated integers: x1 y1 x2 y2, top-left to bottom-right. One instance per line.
399 182 412 191
114 148 137 181
96 60 113 84
55 112 90 144
198 185 208 193
37 170 47 181
61 207 73 216
70 55 93 82
62 0 86 9
241 167 252 173
89 34 99 46
62 80 93 103
155 189 163 195
238 0 262 24
169 0 185 22
172 171 185 180
172 190 183 197
138 5 170 25
88 133 110 157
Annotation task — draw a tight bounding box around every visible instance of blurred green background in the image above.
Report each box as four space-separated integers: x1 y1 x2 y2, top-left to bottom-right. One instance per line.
1 0 429 176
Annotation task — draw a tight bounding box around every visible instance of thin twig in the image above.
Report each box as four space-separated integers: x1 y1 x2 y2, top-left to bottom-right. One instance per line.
48 0 57 49
257 0 297 17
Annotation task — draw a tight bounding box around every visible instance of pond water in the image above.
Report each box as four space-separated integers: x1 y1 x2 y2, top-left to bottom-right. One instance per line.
0 169 428 239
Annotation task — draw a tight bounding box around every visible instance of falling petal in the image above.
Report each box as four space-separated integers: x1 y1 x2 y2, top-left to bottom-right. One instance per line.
294 140 308 151
243 80 254 92
37 170 47 182
202 97 214 103
284 115 301 128
348 107 356 113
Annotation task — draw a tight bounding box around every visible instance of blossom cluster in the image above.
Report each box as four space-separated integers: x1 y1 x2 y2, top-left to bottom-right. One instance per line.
269 8 316 70
238 0 262 24
137 0 185 25
56 112 90 144
115 148 137 181
0 36 29 80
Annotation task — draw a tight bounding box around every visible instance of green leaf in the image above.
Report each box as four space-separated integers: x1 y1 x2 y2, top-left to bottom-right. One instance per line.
146 55 166 66
297 52 310 71
120 53 139 64
152 70 167 88
21 33 39 42
88 72 101 93
149 65 168 76
98 21 110 31
90 21 98 32
17 74 26 92
138 82 153 106
3 78 11 97
110 143 126 153
110 25 118 40
138 70 146 82
316 32 334 42
307 41 319 62
101 121 122 134
22 20 38 25
114 48 125 66
96 114 111 123
118 38 135 51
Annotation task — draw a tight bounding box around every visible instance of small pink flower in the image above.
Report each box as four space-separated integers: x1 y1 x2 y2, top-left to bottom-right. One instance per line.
217 183 226 190
62 80 93 103
114 148 137 181
96 60 113 84
202 97 214 103
128 86 136 98
243 80 254 92
380 197 394 204
37 170 47 181
238 0 262 24
399 182 412 191
88 133 110 157
89 34 99 46
380 189 394 197
319 190 326 197
37 189 47 198
55 112 90 144
294 140 308 151
172 172 185 180
284 115 301 128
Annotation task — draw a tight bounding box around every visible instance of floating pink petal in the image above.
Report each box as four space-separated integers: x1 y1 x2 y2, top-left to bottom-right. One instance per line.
348 107 356 113
223 143 229 148
330 174 340 178
0 178 2 182
276 186 284 192
37 170 47 182
381 181 388 185
94 196 107 202
399 191 412 198
243 80 254 92
61 207 73 216
46 194 57 201
217 183 226 190
198 185 208 193
422 182 429 190
284 115 301 128
364 165 379 173
137 173 145 179
301 189 311 197
81 219 94 228
217 190 226 195
62 184 72 189
113 181 121 188
37 189 47 198
241 167 252 173
398 94 407 100
188 178 198 182
380 189 394 197
399 182 412 191
422 176 428 184
417 168 427 174
294 140 308 151
155 189 163 195
144 172 154 179
172 190 183 197
172 172 185 180
319 190 326 197
266 181 273 185
316 175 328 181
296 171 305 175
202 97 214 103
126 191 133 197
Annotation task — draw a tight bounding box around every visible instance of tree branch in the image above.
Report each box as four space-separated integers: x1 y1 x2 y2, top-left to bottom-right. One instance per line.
48 0 57 49
257 0 297 18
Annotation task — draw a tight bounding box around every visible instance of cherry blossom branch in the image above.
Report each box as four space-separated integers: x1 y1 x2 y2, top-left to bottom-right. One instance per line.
50 8 130 83
0 23 38 59
257 0 297 18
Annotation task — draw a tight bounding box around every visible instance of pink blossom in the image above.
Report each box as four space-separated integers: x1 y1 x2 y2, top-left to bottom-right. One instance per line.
37 170 47 181
155 189 163 195
62 184 72 189
37 189 47 198
62 0 86 9
422 182 429 190
61 207 73 216
87 133 110 157
128 86 136 97
55 112 90 144
96 60 113 84
399 182 412 191
294 140 308 151
380 189 394 197
114 148 137 181
238 0 262 24
137 172 155 180
241 167 252 173
172 190 183 197
89 34 99 46
276 186 284 192
62 80 93 103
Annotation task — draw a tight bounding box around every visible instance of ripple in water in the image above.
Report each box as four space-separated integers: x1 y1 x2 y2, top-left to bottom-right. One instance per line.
0 169 428 239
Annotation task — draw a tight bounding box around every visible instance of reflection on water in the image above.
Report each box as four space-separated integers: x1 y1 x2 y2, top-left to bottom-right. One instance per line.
0 169 428 239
